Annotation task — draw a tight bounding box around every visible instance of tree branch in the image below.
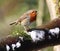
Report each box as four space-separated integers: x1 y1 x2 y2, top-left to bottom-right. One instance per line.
0 18 60 51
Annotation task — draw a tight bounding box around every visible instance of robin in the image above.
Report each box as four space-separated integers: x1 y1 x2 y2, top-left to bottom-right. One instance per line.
10 9 37 30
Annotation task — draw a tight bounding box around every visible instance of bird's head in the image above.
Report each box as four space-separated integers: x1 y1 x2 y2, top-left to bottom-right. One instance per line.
27 9 37 22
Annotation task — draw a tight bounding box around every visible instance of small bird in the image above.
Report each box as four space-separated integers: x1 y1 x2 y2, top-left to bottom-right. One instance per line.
10 9 37 30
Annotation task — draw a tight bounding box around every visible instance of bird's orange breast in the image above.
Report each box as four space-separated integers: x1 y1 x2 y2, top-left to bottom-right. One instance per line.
30 11 37 22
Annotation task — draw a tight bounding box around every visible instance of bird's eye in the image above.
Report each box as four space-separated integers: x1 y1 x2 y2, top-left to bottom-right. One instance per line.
35 11 37 13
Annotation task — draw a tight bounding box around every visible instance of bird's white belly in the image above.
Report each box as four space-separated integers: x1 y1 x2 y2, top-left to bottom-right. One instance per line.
21 18 30 26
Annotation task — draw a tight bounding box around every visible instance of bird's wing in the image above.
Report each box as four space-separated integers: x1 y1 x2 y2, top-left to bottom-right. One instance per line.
10 14 30 25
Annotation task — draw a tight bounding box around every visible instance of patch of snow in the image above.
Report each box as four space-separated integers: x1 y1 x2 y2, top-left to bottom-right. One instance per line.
6 45 10 51
16 41 21 48
28 30 45 42
19 36 23 41
49 27 60 36
11 44 16 51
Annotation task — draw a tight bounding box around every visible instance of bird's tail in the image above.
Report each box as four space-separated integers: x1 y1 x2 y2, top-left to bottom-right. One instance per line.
10 21 17 25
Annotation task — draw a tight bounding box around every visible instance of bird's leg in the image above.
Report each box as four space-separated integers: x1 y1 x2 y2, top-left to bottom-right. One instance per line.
23 25 30 33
